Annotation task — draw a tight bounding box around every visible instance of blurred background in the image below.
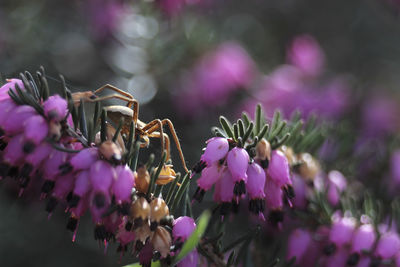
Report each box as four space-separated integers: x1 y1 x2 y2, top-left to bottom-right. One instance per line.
2 0 400 266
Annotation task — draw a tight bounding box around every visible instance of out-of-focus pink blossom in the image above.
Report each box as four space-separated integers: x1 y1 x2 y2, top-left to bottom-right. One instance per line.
351 224 376 253
177 42 256 117
375 231 400 259
173 216 196 241
326 170 347 206
329 216 356 247
287 35 325 77
286 229 312 263
267 150 291 187
264 177 283 210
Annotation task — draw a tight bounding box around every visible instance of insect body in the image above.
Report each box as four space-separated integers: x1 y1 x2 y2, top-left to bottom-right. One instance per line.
72 84 188 173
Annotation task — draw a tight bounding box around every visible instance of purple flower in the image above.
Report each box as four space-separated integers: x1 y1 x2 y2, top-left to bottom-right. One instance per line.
329 216 356 247
264 177 283 210
197 163 222 191
0 98 17 126
112 165 135 203
43 95 68 122
3 105 36 135
73 170 91 198
325 248 349 267
70 148 99 171
375 231 400 259
286 229 312 263
173 216 196 241
287 35 325 77
0 79 24 97
200 137 229 166
246 162 266 199
267 150 291 188
3 134 26 165
90 160 115 193
213 168 235 202
43 149 68 180
24 115 49 145
351 224 376 253
227 147 249 183
25 142 52 166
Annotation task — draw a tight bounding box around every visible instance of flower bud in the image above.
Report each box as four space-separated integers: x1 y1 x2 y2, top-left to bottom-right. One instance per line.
130 197 150 222
151 226 172 258
43 95 68 122
99 140 122 164
150 198 169 229
214 169 235 202
135 166 150 194
267 150 291 187
0 79 24 96
0 98 17 126
298 153 320 182
200 137 229 166
155 164 176 185
255 138 271 168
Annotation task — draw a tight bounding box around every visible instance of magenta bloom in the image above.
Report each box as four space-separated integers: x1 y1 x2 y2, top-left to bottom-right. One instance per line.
267 150 291 187
375 231 400 259
287 35 325 77
3 105 36 135
227 147 249 183
43 149 68 180
73 170 91 198
43 95 68 122
0 79 24 96
0 99 17 125
351 224 376 253
25 142 52 166
24 115 49 145
3 134 25 165
197 163 222 190
214 169 235 202
173 216 196 241
264 177 283 210
286 229 312 263
329 216 356 247
70 148 99 171
325 248 349 267
112 165 135 203
90 160 115 192
246 162 266 199
200 137 229 166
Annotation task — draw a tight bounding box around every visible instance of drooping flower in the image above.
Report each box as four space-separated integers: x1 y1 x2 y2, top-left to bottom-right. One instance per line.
43 95 68 122
375 231 400 259
200 137 229 167
286 229 312 264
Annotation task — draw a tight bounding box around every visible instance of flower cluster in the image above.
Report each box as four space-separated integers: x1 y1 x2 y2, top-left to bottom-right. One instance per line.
0 75 196 266
287 213 400 267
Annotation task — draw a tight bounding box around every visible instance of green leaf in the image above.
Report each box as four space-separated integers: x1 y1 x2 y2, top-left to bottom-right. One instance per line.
220 116 234 139
171 210 212 265
255 104 262 135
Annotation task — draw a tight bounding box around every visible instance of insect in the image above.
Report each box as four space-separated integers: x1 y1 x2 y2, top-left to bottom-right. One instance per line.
71 84 189 173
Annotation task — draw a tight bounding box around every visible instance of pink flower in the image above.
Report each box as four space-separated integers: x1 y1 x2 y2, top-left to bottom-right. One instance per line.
200 137 229 166
0 79 24 97
267 150 291 188
287 35 325 77
173 216 196 241
214 169 235 203
24 115 49 145
375 231 400 259
326 170 347 206
112 165 135 203
70 148 99 171
197 163 222 191
329 216 356 247
43 95 68 122
351 224 376 253
227 147 249 183
246 162 266 199
3 105 36 135
286 229 312 263
264 177 283 210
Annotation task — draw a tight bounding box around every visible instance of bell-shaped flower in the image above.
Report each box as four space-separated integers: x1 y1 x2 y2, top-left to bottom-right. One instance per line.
213 168 235 203
351 224 376 253
43 95 68 122
90 160 115 193
197 163 223 191
173 216 196 241
329 216 356 247
0 79 24 98
112 165 135 203
0 98 17 126
200 137 229 166
375 231 400 259
286 229 312 264
24 115 49 145
264 177 283 210
70 148 99 171
227 147 249 183
3 105 36 135
267 150 291 188
326 170 347 206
